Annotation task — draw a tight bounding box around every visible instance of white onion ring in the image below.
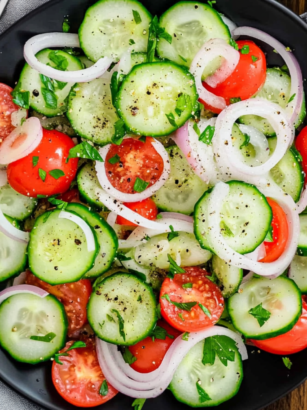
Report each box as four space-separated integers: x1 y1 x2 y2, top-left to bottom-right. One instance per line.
245 243 266 261
233 26 303 126
205 181 299 277
0 209 29 243
0 284 48 305
0 170 7 187
159 212 193 223
241 271 255 284
24 33 112 83
96 326 247 398
58 211 95 252
11 108 27 128
0 117 43 165
295 185 307 214
117 48 133 76
190 38 240 111
96 139 170 203
213 99 293 179
106 212 117 228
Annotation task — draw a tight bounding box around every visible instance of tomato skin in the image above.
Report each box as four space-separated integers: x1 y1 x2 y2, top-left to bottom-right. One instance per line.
260 198 288 263
296 126 307 184
105 137 164 194
58 188 80 203
25 272 92 338
160 267 224 332
7 129 78 198
116 198 158 226
252 297 307 355
52 340 118 407
0 83 21 140
202 41 266 113
128 320 180 373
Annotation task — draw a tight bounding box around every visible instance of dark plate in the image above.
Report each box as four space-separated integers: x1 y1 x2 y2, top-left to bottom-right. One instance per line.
0 0 307 409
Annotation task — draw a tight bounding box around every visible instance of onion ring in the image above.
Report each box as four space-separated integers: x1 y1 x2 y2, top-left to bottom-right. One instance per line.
0 284 48 305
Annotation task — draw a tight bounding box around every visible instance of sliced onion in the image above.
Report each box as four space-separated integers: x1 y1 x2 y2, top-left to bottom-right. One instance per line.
0 209 29 243
205 181 299 277
13 271 27 286
0 170 7 187
11 108 27 127
96 139 170 203
190 38 240 111
241 271 255 284
233 26 303 126
295 185 307 214
107 212 117 228
59 211 95 252
24 33 112 83
96 326 247 398
0 117 43 165
245 243 266 262
117 48 133 76
159 212 193 223
213 99 293 179
0 284 48 305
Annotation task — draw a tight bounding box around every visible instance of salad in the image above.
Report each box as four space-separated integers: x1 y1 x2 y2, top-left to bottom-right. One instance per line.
0 0 307 408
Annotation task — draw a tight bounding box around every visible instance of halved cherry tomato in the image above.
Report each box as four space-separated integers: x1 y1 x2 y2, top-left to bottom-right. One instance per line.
160 267 224 332
260 198 288 263
0 83 22 140
25 271 92 338
252 297 307 355
116 198 158 226
128 320 180 373
52 340 117 407
105 137 164 193
202 41 266 113
7 129 78 198
295 126 307 184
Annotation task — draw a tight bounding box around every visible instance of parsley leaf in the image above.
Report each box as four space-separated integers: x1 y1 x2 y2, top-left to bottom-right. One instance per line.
196 381 211 403
42 88 58 109
49 51 69 71
249 303 271 327
30 332 56 343
168 225 179 242
199 125 215 145
240 133 250 149
133 177 149 193
182 283 193 289
281 64 289 73
40 74 55 92
175 94 191 117
116 251 132 263
122 347 137 364
139 136 146 142
156 303 162 320
32 156 39 167
264 225 274 242
111 309 126 341
288 93 296 103
230 97 241 104
240 45 250 54
182 332 189 341
132 10 142 24
106 314 115 322
199 303 212 318
178 312 185 321
129 39 136 45
220 221 234 237
147 16 172 62
202 335 237 367
11 89 30 109
54 341 86 365
251 55 259 62
112 119 126 145
99 380 108 396
110 71 120 105
39 168 47 182
179 55 187 62
229 38 239 50
49 169 65 180
62 18 70 33
207 0 216 7
132 398 146 410
48 198 68 210
193 122 201 136
162 294 197 311
167 254 185 278
166 112 177 127
108 154 121 164
282 357 292 370
150 325 174 341
67 141 103 162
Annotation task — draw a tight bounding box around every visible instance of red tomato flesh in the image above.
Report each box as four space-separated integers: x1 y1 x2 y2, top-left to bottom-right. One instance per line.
252 297 307 355
128 320 180 373
116 198 158 226
0 83 21 140
7 129 78 198
105 137 164 194
202 41 267 113
295 126 307 184
160 267 224 332
25 271 92 338
260 198 289 263
52 340 117 408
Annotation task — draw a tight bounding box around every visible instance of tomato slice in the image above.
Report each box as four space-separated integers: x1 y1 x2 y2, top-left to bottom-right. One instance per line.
7 129 78 197
52 340 117 407
252 297 307 355
116 198 158 226
105 137 164 194
296 126 307 184
202 41 266 113
160 267 224 332
260 198 288 263
25 271 92 338
0 83 21 141
58 188 80 203
128 320 180 373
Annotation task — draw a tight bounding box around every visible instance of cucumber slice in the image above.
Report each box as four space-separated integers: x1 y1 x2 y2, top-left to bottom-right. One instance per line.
228 277 302 339
289 255 307 294
0 184 37 221
211 255 243 298
67 76 120 146
133 232 212 270
77 163 104 208
88 273 157 345
0 293 67 364
28 210 99 284
194 181 273 254
66 203 118 278
239 68 306 136
79 0 152 62
268 138 303 202
156 2 230 67
170 337 243 407
152 145 208 215
115 62 198 136
0 216 27 283
298 214 307 256
18 49 83 117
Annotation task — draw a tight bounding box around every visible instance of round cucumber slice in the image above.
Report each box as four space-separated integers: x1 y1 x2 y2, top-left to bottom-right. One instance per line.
289 255 307 294
115 61 198 136
79 0 152 62
0 184 37 221
88 273 157 345
228 277 302 339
